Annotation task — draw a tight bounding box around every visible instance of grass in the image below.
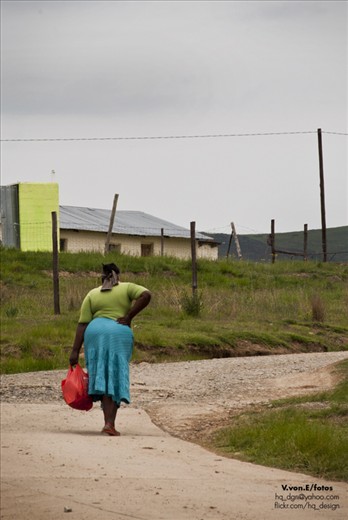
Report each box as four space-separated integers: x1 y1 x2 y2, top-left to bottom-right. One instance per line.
212 360 348 482
1 247 347 373
1 248 348 480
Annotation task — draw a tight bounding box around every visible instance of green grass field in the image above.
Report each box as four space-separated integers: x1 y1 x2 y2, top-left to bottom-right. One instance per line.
1 247 347 373
212 360 348 482
1 247 347 480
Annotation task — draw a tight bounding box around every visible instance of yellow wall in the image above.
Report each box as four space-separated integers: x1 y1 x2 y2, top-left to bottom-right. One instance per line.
18 183 59 251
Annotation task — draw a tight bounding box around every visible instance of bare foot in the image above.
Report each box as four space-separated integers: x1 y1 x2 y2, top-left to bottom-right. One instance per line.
102 425 120 436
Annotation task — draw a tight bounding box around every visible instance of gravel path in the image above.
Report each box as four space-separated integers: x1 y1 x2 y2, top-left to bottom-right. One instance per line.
1 351 347 440
2 351 348 520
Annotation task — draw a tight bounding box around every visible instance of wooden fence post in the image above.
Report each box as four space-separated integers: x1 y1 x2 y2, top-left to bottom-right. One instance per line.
190 221 198 296
231 222 242 259
226 222 242 259
271 219 276 264
105 194 119 255
161 228 164 256
304 224 308 261
52 211 60 315
226 228 233 259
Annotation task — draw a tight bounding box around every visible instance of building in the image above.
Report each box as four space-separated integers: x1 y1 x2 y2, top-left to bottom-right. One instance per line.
0 182 59 251
59 205 218 259
0 183 218 260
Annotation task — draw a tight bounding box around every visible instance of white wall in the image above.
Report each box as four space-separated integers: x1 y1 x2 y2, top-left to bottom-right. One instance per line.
59 230 218 260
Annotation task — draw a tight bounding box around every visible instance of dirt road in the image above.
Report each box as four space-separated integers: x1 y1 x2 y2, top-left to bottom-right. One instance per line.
1 351 348 519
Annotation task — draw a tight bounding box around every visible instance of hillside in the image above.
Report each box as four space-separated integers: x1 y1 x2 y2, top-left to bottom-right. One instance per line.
1 248 347 374
207 226 348 262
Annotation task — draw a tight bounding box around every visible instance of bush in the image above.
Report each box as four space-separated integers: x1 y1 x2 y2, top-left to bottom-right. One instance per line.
181 291 203 317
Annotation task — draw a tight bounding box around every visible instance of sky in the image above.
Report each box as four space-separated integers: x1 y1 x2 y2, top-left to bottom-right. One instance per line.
1 0 347 235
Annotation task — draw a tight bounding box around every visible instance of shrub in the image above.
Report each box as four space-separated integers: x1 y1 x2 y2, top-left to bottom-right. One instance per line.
181 291 203 317
5 306 19 318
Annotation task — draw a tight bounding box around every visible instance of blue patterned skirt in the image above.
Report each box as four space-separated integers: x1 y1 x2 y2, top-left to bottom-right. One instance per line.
84 317 134 405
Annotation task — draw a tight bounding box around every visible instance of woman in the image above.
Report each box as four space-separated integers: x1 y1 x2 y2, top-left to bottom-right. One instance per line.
69 263 151 436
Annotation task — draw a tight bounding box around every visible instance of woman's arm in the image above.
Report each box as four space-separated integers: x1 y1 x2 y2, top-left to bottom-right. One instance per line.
69 323 89 366
117 290 152 327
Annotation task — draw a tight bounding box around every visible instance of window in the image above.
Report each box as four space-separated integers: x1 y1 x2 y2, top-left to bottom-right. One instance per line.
108 243 121 253
141 243 153 257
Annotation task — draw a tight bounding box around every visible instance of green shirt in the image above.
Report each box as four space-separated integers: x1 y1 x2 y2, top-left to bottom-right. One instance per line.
78 282 148 323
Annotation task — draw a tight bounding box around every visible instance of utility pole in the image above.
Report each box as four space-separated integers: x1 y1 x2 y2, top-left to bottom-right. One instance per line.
317 129 327 262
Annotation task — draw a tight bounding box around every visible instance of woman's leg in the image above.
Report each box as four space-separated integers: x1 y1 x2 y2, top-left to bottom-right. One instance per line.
102 395 120 435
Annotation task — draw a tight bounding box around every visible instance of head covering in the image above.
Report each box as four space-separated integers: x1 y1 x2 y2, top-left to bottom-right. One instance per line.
101 263 120 291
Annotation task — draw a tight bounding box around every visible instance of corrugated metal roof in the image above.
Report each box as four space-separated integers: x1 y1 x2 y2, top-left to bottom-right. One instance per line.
59 205 214 242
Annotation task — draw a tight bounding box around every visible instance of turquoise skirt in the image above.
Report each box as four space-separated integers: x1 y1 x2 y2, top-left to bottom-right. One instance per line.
84 317 134 405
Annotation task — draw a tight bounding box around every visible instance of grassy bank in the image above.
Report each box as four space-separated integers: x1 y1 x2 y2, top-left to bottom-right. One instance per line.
1 248 347 374
211 360 348 482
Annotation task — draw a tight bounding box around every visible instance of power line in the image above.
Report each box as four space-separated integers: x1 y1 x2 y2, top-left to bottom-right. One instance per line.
1 130 347 143
0 130 328 142
322 131 348 136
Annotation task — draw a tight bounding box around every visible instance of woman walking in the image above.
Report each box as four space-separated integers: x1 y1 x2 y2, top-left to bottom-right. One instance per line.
69 263 151 436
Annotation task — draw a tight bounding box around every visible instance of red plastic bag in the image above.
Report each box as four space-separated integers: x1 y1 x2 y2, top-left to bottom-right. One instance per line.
61 364 93 411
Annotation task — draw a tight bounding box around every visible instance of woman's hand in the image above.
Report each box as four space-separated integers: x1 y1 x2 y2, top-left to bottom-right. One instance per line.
117 316 131 327
117 291 151 328
69 349 79 366
69 323 88 366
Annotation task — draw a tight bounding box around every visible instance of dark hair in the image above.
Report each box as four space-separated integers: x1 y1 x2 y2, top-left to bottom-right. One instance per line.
102 263 120 276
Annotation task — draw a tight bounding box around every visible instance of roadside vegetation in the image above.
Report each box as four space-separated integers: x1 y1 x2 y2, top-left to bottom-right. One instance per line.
211 360 348 482
1 247 347 480
1 247 347 374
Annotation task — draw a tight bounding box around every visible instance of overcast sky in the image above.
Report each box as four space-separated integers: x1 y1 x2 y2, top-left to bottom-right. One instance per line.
1 0 347 235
